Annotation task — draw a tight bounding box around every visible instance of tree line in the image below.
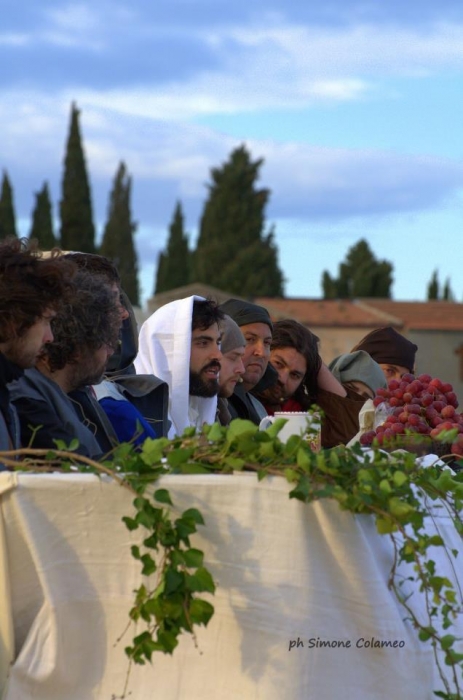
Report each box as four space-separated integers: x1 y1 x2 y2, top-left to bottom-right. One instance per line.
0 104 140 305
0 103 455 304
321 239 455 301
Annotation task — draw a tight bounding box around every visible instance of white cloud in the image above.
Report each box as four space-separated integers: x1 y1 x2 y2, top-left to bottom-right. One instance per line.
40 4 104 49
258 141 463 218
11 2 137 51
4 14 463 114
1 90 461 224
20 18 461 119
0 33 29 46
222 21 463 77
44 4 100 32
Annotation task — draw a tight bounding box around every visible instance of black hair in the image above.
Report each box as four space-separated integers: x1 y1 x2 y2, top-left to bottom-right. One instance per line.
271 319 322 405
43 270 121 371
62 252 121 286
192 298 224 331
0 238 75 342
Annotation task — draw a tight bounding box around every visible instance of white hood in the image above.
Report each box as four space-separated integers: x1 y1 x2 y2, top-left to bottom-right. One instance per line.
134 295 218 438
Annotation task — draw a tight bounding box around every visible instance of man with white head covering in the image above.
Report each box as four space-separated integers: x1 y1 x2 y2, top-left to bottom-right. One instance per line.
135 296 224 438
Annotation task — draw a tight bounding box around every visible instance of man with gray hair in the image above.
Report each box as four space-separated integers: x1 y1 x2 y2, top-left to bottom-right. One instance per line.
216 315 246 425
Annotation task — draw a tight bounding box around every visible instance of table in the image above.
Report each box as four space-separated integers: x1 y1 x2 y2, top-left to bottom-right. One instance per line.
0 471 462 699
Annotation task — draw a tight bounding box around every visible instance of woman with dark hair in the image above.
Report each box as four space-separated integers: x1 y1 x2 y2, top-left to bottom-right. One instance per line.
254 319 368 448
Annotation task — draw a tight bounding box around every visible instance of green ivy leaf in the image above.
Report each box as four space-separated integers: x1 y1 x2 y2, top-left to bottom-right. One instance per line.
441 634 456 651
164 568 184 595
206 423 224 442
154 488 173 506
262 417 288 439
167 448 195 468
418 626 435 642
189 598 214 626
226 419 257 442
388 497 415 519
393 470 408 487
296 447 311 469
181 508 205 525
183 548 204 568
376 517 397 535
259 441 277 458
224 456 245 470
140 553 157 576
122 516 139 531
175 463 211 474
156 630 179 654
140 438 166 465
186 567 216 593
379 479 392 493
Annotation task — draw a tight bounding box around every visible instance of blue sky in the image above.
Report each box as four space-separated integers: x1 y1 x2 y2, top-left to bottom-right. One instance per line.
2 1 463 304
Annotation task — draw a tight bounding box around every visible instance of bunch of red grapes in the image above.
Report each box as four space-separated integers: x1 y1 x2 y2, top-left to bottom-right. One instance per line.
360 373 463 457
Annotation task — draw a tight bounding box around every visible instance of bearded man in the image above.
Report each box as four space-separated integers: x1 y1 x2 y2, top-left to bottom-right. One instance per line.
135 296 224 438
218 298 274 424
10 270 121 458
0 238 74 464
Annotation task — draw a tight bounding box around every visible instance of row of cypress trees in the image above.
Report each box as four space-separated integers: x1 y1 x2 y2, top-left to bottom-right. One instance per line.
1 105 285 304
0 103 140 305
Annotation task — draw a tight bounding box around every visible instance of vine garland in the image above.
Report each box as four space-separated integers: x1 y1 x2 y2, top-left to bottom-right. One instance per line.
2 417 463 699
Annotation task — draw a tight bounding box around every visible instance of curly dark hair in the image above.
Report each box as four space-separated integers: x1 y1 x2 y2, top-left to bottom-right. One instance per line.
192 298 224 331
271 319 322 406
0 238 76 342
62 252 121 286
43 270 122 371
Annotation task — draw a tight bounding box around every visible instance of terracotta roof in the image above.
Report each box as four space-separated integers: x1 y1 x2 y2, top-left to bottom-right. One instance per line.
148 283 240 313
356 299 463 331
147 286 463 332
255 297 404 329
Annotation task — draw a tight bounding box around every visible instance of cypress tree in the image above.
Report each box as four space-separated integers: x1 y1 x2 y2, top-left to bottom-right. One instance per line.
321 271 337 299
426 270 439 300
29 182 57 249
100 161 140 306
0 171 18 239
193 145 284 297
321 239 393 299
59 102 96 252
154 201 191 294
442 278 454 301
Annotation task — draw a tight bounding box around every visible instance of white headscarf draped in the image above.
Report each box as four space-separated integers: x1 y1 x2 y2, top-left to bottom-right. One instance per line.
134 295 218 438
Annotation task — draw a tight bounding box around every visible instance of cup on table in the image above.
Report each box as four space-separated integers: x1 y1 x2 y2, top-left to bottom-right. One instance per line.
259 411 321 451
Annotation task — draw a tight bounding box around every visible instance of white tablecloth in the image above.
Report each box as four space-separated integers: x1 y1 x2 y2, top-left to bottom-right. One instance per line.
0 471 462 700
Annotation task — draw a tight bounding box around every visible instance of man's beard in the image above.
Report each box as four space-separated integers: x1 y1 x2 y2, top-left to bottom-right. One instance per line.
3 338 44 370
68 357 107 391
189 362 221 398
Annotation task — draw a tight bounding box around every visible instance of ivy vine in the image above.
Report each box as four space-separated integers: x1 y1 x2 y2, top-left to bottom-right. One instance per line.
2 416 463 700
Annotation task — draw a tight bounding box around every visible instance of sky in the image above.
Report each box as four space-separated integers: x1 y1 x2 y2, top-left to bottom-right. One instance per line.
2 0 463 305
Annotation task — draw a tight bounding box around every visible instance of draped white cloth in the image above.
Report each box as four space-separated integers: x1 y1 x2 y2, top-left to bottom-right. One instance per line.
134 295 218 438
0 471 462 700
